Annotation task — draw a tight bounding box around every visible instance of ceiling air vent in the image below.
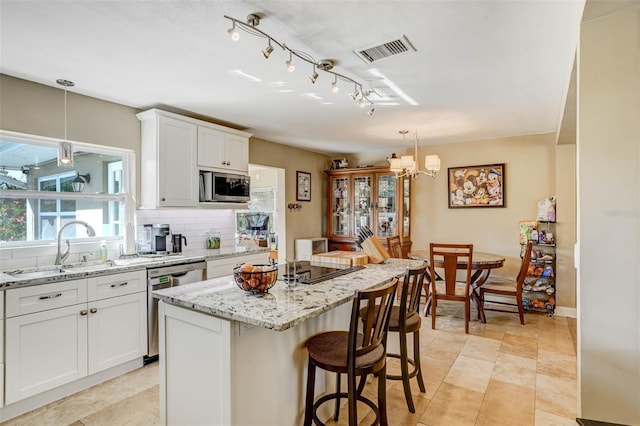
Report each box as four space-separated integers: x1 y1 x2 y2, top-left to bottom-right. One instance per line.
354 35 417 64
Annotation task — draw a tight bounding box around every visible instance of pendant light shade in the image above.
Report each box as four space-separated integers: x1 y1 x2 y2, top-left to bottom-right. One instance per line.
56 79 75 167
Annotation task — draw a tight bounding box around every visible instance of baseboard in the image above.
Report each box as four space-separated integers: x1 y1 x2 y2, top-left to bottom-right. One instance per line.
554 306 577 318
0 358 143 422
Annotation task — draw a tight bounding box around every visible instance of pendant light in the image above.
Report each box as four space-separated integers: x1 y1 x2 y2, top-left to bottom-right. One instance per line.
56 79 75 167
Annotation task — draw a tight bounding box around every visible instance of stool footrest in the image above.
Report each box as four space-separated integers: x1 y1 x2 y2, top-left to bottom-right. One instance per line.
386 352 420 381
312 391 380 426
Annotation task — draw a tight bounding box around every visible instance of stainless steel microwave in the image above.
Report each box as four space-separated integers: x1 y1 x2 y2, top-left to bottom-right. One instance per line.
209 172 250 202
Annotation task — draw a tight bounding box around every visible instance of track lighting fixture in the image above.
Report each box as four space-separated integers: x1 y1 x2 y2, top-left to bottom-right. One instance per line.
286 51 295 72
262 39 273 58
309 65 319 84
224 13 375 115
350 84 360 100
228 22 240 41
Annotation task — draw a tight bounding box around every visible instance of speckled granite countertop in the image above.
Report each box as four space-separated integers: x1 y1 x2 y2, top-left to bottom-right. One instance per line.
152 258 423 331
0 247 268 289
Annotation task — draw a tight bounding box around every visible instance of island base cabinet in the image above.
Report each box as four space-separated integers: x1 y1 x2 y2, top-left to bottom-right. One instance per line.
159 300 352 425
5 304 88 405
159 302 231 426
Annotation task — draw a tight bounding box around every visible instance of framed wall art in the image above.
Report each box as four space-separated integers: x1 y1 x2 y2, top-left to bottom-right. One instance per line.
448 163 505 208
296 171 311 201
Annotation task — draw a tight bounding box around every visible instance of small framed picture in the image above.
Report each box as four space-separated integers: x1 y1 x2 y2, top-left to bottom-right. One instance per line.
448 163 505 208
296 171 311 201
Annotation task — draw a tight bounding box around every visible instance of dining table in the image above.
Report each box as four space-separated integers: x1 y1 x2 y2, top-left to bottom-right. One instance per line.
408 249 506 321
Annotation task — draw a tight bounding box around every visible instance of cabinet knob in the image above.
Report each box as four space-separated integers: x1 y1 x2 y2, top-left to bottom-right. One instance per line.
161 197 166 201
90 308 98 314
80 310 88 316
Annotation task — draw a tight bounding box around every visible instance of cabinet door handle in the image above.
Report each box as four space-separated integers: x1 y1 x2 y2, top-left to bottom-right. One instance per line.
110 281 128 288
90 308 98 314
80 310 88 316
39 292 62 300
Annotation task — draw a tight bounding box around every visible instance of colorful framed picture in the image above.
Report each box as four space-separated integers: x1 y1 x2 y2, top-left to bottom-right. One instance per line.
448 163 505 208
296 171 311 201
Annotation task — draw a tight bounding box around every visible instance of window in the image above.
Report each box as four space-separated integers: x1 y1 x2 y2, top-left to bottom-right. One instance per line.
0 130 134 244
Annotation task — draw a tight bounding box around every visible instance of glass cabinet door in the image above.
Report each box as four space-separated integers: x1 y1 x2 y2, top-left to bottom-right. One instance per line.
330 176 350 237
376 174 397 238
353 175 372 236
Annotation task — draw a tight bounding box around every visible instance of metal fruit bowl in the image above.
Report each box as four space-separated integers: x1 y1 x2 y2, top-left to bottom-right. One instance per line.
232 264 278 293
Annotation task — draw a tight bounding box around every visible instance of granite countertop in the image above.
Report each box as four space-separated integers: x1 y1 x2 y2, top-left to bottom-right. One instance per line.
0 247 269 289
152 258 424 332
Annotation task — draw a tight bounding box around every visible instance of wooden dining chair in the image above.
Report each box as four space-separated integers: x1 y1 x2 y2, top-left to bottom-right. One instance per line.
386 235 405 258
479 241 533 325
304 278 398 426
428 243 474 334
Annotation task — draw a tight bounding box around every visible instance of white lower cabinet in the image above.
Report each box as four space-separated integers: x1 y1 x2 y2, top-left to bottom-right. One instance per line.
5 304 88 404
4 270 147 405
87 292 146 375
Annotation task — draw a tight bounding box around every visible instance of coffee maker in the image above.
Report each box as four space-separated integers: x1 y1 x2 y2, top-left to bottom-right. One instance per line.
139 224 171 254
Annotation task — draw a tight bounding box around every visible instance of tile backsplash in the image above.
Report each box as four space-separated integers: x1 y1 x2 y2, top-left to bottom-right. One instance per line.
0 209 237 270
135 208 236 253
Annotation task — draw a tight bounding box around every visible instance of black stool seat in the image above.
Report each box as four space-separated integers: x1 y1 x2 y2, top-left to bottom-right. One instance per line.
306 332 385 373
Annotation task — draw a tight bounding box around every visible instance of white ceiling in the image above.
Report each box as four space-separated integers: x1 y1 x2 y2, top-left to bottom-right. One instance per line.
0 0 585 155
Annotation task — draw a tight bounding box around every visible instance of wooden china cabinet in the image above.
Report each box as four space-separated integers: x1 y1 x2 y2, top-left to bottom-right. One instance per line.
325 166 411 253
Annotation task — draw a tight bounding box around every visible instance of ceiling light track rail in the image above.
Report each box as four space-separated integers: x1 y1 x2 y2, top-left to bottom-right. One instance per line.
224 14 375 114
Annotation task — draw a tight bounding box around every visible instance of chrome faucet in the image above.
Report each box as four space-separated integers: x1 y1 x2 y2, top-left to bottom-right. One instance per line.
55 220 97 265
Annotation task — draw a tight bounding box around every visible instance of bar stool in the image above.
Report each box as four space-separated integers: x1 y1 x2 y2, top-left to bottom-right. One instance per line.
303 278 399 426
386 266 427 413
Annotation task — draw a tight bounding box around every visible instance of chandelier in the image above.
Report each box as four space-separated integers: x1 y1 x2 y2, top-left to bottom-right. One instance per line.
224 13 376 115
389 130 440 179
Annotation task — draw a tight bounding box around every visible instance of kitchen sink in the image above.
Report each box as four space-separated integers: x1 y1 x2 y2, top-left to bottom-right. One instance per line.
5 260 118 280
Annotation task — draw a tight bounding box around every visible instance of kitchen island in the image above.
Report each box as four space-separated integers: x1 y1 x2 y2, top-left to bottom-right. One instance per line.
153 258 422 426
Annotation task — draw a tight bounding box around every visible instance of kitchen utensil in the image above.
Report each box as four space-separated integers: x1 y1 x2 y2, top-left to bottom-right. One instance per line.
172 234 187 253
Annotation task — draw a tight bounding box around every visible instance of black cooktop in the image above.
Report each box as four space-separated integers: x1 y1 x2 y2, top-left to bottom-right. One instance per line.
278 261 365 285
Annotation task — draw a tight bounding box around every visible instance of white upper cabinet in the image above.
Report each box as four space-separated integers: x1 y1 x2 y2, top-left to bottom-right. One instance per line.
198 128 248 173
138 109 251 208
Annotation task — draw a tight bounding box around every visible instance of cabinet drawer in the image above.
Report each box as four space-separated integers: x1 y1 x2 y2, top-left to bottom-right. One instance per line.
87 270 146 301
6 279 88 318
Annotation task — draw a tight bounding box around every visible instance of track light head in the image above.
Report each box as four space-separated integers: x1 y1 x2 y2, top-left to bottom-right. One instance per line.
286 52 295 72
309 71 319 84
262 41 274 59
331 78 339 93
228 23 240 41
351 89 360 100
367 106 375 116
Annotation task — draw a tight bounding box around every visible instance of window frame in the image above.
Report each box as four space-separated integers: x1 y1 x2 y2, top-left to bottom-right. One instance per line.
0 130 136 248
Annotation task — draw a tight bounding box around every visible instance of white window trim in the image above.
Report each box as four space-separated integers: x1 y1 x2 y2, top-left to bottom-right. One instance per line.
0 129 136 249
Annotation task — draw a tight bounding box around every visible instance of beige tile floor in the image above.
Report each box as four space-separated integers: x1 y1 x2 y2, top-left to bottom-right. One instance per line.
3 302 577 426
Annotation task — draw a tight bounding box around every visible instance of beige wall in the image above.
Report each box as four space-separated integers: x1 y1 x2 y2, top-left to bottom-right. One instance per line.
249 138 329 256
0 74 331 259
578 7 640 424
349 134 577 311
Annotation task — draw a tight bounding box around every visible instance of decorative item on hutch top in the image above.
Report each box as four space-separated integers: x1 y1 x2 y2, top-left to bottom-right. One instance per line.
448 163 505 208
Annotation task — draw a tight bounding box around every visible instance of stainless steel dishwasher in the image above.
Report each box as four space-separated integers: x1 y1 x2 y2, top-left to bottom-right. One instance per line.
145 259 206 363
